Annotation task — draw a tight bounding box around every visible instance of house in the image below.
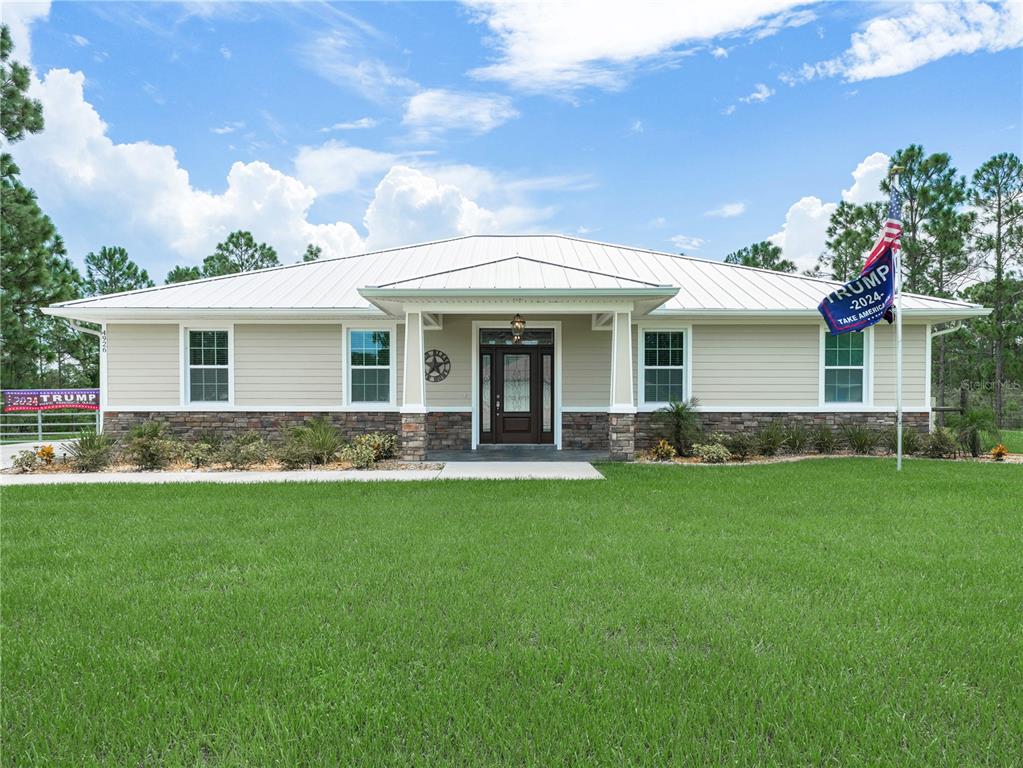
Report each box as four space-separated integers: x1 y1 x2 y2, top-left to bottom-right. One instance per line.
44 235 989 460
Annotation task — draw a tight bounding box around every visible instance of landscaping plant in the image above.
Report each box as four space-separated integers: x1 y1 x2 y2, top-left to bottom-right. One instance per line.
949 408 997 458
302 416 344 464
756 422 786 456
123 421 177 470
183 442 216 469
67 430 114 472
11 450 39 473
277 428 315 469
880 427 922 456
354 432 398 462
35 444 55 465
693 442 731 464
990 443 1009 462
655 398 701 456
810 425 839 454
340 441 376 469
650 439 677 462
841 425 880 455
724 432 756 462
216 432 272 469
783 425 810 454
923 427 959 459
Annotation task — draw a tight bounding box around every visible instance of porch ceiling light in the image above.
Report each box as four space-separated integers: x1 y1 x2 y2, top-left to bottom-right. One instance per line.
510 313 525 343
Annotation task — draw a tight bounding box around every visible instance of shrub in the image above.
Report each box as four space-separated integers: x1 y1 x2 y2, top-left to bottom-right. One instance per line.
784 425 810 454
195 430 225 453
36 444 56 465
842 425 879 455
991 443 1009 462
880 427 922 456
340 441 376 469
184 442 216 469
649 439 677 462
923 427 958 459
949 408 997 458
277 428 315 469
756 422 786 456
655 398 701 456
811 425 839 454
11 449 39 473
217 432 271 469
354 432 398 462
123 421 177 470
67 430 114 472
693 442 731 464
724 432 756 462
303 416 343 465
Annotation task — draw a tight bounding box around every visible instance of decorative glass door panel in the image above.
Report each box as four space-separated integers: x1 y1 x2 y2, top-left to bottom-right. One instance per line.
479 330 554 445
502 354 530 412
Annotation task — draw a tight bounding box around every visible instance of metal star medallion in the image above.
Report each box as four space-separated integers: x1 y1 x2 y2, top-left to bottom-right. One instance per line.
424 349 451 382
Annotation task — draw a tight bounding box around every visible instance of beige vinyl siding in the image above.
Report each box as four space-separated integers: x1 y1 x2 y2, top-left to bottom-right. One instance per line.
106 324 180 406
395 324 405 407
691 324 820 407
234 325 343 407
873 323 927 407
424 315 472 407
561 315 611 407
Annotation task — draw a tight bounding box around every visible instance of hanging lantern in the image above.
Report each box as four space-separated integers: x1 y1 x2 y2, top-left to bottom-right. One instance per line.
510 313 525 343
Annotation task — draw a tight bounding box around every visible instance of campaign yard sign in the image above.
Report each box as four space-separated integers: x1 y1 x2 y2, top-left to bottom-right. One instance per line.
817 250 895 335
2 389 100 412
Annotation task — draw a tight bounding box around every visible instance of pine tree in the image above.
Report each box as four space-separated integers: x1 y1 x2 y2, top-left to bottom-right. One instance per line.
814 201 885 281
724 241 796 273
302 244 323 262
84 246 155 295
970 152 1023 425
201 231 279 277
0 25 43 142
165 265 202 284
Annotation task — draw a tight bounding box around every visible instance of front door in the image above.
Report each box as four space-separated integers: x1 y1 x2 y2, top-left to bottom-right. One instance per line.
479 330 554 445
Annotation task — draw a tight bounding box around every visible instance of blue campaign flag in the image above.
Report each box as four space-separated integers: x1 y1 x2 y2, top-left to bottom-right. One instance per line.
817 249 895 335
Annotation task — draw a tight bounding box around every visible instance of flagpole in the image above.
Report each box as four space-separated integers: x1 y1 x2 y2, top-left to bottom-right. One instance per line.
894 170 904 472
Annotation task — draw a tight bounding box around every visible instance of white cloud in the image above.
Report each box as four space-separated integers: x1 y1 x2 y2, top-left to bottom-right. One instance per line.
321 117 379 131
739 82 774 103
71 33 89 47
842 151 889 204
768 196 836 272
464 0 809 91
628 118 644 134
211 121 245 135
300 29 417 101
721 104 736 116
403 89 519 135
219 46 232 60
670 234 706 252
790 1 1023 83
705 201 746 218
293 140 397 196
363 166 499 250
3 0 51 63
710 46 728 58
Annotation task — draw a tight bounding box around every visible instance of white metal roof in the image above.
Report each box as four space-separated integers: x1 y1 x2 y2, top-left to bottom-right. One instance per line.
47 234 987 319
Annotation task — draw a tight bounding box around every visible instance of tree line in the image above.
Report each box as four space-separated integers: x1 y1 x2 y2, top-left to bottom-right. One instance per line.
723 147 1021 425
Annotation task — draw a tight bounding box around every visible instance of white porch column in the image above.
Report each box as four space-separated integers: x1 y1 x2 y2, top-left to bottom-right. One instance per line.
400 310 427 460
608 310 636 460
609 310 634 412
402 310 426 412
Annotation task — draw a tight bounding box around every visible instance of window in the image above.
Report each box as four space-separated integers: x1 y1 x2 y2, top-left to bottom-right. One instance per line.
188 330 229 403
824 332 865 403
349 330 391 403
642 330 685 404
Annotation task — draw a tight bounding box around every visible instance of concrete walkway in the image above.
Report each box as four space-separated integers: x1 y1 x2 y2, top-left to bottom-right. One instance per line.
438 462 603 480
2 462 603 485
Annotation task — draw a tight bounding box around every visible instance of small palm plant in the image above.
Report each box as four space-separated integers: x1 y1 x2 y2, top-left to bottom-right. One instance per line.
655 397 701 456
949 408 997 458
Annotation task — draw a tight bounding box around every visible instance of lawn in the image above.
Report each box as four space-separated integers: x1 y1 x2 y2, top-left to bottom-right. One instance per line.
3 460 1020 766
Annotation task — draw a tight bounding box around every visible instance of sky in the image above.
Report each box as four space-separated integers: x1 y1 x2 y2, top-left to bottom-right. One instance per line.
4 0 1022 281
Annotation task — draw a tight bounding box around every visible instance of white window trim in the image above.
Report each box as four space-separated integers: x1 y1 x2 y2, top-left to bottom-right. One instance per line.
818 325 873 408
180 325 235 407
637 325 692 409
344 324 397 407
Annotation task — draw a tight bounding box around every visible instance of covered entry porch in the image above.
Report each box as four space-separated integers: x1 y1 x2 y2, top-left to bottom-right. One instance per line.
358 259 679 461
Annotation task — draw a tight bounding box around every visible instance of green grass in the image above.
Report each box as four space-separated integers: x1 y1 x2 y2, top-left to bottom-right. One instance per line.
986 428 1023 453
3 460 1021 766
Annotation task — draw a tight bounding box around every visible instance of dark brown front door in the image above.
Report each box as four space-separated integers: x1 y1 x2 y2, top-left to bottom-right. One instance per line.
479 337 554 445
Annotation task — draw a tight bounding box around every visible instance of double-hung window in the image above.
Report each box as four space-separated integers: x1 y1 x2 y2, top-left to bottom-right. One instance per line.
188 330 230 403
349 330 391 403
642 330 686 404
823 332 865 404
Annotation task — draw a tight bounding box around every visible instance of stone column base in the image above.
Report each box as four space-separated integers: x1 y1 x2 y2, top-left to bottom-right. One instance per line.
400 412 427 461
608 412 636 461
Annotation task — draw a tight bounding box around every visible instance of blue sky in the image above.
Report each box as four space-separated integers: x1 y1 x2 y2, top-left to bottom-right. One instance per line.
6 1 1022 280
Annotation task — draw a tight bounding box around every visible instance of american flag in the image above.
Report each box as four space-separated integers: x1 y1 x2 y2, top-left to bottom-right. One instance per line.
861 186 903 274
